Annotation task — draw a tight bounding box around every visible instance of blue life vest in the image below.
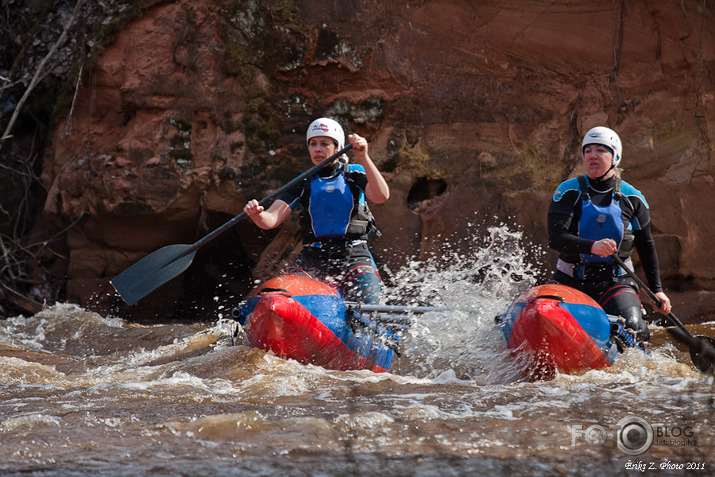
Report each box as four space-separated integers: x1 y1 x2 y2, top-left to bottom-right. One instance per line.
303 164 374 241
309 171 356 237
578 176 624 264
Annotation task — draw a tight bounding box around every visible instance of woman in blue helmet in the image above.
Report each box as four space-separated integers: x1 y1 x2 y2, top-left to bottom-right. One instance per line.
243 118 390 304
547 126 672 346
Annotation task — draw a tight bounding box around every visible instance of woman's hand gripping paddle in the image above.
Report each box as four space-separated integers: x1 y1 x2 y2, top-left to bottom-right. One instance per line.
111 144 353 305
612 253 715 374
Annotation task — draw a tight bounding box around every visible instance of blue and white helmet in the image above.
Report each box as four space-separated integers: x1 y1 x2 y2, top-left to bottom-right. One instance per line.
582 126 622 167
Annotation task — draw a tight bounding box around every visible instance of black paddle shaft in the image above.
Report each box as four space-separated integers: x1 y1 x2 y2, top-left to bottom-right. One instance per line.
612 253 715 374
187 143 353 254
610 254 690 334
111 144 353 305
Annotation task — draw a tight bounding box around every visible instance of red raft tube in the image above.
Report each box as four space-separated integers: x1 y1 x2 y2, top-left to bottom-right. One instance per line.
497 284 625 380
234 274 398 373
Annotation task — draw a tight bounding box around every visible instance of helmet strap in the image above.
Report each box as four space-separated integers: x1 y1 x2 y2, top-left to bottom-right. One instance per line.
594 164 615 182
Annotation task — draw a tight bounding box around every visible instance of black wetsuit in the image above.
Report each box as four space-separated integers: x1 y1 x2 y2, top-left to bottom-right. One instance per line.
547 175 664 342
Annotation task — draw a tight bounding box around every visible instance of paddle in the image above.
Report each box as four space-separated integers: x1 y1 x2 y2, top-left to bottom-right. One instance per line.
612 253 715 374
111 144 354 305
346 303 481 325
357 304 464 314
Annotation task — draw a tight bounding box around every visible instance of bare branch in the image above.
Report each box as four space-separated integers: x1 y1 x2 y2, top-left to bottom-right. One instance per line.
0 0 86 147
63 60 84 137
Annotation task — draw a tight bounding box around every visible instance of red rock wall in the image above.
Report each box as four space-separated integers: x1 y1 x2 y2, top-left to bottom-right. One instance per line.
42 0 715 320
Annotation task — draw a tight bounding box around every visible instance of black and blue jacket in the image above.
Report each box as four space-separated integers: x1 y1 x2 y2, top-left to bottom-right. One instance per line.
548 175 663 292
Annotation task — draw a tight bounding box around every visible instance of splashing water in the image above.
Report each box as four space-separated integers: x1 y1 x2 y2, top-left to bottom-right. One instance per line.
1 223 713 475
378 224 545 382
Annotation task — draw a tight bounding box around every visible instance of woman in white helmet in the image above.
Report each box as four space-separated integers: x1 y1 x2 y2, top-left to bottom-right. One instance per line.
547 126 671 347
243 117 390 303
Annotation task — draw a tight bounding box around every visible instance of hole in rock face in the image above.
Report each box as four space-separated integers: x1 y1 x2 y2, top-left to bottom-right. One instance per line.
315 29 340 61
406 177 447 211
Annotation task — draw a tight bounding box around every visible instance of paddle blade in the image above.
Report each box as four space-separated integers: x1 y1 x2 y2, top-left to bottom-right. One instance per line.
666 327 715 375
689 335 715 375
110 244 197 305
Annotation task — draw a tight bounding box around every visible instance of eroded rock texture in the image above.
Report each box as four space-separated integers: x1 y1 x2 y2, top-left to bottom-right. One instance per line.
41 1 715 321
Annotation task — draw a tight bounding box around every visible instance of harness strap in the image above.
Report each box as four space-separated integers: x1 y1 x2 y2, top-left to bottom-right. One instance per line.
306 239 365 249
556 258 631 281
577 175 590 203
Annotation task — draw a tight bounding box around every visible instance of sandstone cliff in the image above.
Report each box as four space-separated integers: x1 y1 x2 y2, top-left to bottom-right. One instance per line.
33 0 715 321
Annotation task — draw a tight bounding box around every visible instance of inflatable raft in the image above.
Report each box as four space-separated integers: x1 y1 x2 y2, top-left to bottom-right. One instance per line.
234 274 398 372
498 284 630 380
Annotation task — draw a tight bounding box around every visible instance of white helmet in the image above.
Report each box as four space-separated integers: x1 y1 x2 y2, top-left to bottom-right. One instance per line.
306 118 345 150
582 126 622 167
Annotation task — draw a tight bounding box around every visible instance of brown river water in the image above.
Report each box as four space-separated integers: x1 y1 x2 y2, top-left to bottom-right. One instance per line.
1 227 713 476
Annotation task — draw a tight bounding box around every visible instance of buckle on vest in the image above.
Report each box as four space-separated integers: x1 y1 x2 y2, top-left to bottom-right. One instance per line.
557 259 621 281
308 239 354 250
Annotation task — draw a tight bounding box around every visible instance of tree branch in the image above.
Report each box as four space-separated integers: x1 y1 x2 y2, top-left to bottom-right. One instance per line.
0 0 86 147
